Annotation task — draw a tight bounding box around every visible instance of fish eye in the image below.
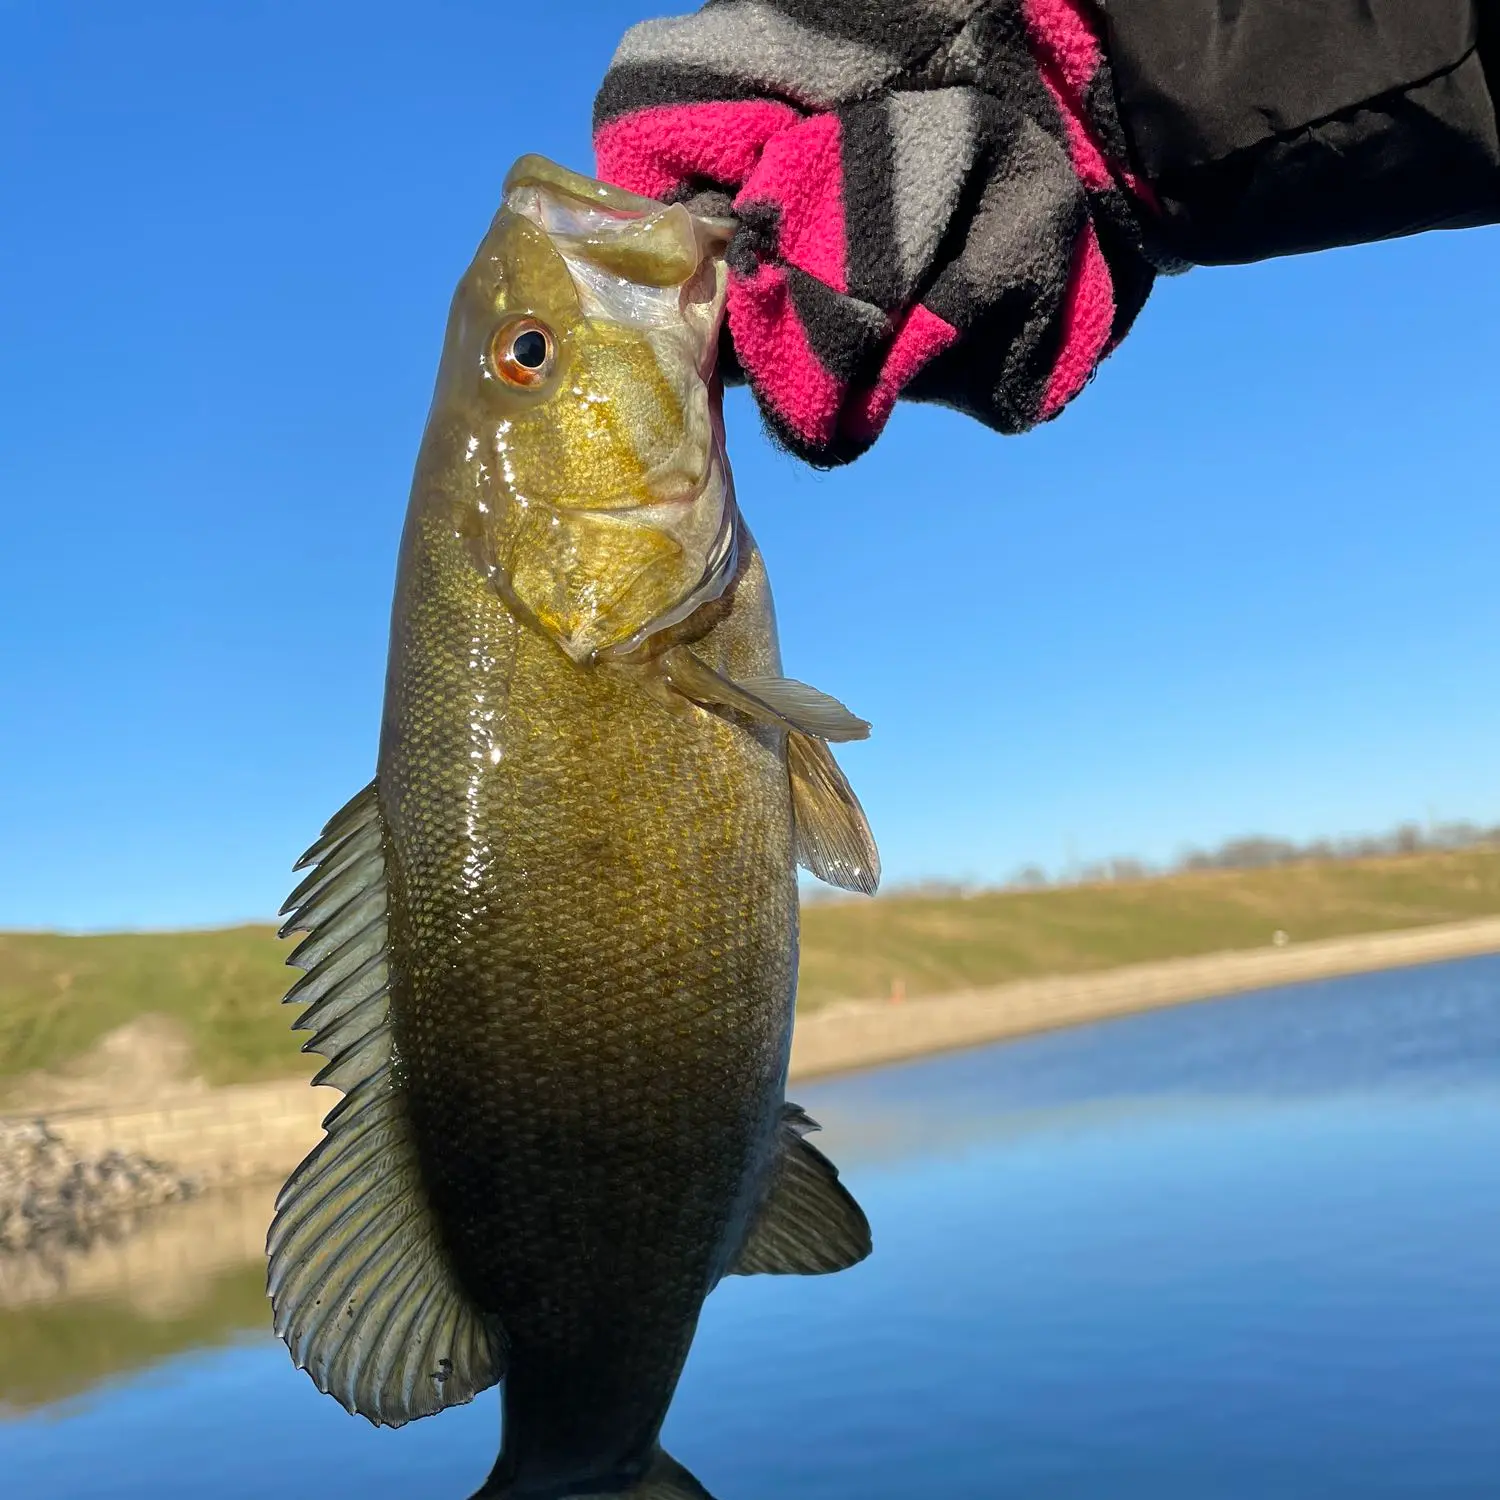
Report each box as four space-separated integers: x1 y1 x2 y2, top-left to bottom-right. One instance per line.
488 317 556 390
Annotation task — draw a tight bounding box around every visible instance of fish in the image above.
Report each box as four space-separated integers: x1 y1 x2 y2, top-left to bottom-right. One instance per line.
267 155 880 1500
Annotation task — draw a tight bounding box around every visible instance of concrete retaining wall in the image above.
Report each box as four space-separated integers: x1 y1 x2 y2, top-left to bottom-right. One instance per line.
9 1080 339 1190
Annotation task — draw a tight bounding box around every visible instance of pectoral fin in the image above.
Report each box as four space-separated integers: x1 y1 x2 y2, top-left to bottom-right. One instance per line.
661 647 869 742
269 782 505 1428
730 1104 872 1276
788 731 880 895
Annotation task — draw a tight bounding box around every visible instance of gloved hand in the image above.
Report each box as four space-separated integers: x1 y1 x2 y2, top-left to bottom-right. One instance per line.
594 0 1163 467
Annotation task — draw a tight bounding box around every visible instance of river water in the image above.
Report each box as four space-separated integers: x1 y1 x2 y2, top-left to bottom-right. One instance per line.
4 954 1499 1498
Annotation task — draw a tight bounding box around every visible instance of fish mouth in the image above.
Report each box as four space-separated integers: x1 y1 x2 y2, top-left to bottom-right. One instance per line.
504 160 731 387
503 154 736 282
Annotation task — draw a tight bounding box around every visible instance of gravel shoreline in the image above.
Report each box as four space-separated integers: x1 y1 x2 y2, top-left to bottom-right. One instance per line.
0 1120 197 1254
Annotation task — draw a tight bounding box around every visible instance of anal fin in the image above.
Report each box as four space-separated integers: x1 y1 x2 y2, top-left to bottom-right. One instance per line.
730 1103 872 1276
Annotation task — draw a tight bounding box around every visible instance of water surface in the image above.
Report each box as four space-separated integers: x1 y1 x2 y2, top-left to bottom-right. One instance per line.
5 955 1498 1498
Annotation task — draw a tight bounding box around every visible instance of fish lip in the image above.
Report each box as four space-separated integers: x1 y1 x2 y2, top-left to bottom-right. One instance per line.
503 153 666 220
502 153 738 246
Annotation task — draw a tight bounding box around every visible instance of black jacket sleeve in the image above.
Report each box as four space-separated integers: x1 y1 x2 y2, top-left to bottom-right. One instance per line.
1099 0 1500 263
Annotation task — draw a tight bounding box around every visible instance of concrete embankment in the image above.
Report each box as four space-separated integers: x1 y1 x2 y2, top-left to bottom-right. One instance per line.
0 1079 341 1206
4 915 1500 1199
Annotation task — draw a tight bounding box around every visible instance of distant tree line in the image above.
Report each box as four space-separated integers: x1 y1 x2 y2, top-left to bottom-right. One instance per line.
1008 819 1500 891
813 820 1500 904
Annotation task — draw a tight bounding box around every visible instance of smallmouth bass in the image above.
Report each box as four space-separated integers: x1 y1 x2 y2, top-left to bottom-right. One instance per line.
269 156 880 1500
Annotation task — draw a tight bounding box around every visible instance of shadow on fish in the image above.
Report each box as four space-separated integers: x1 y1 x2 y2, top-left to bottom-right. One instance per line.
267 156 880 1500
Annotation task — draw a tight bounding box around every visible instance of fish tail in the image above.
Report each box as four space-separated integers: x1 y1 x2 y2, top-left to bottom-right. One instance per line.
609 1448 716 1500
473 1447 715 1500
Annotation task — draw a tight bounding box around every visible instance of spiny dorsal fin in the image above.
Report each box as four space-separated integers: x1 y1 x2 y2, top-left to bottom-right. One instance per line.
661 647 870 742
268 781 505 1428
730 1103 872 1276
788 731 880 895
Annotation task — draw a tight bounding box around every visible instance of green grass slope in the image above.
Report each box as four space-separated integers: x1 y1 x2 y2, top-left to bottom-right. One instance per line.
799 846 1500 1004
4 847 1500 1091
0 926 296 1089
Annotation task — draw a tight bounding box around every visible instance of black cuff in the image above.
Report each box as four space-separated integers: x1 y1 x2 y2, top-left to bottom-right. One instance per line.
1098 0 1500 264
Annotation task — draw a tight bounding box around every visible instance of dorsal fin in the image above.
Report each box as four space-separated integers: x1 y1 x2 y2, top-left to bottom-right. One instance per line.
268 782 505 1427
730 1104 871 1277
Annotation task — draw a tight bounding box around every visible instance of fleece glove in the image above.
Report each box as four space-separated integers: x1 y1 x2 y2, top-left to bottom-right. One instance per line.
594 0 1162 466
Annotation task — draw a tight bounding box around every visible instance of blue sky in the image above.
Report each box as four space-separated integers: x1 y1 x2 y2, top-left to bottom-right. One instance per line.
4 0 1499 930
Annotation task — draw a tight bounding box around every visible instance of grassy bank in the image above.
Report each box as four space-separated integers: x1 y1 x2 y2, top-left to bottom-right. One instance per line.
0 926 295 1091
799 845 1500 1005
4 846 1500 1093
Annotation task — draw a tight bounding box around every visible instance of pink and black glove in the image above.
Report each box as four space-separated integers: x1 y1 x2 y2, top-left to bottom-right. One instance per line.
594 0 1166 467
